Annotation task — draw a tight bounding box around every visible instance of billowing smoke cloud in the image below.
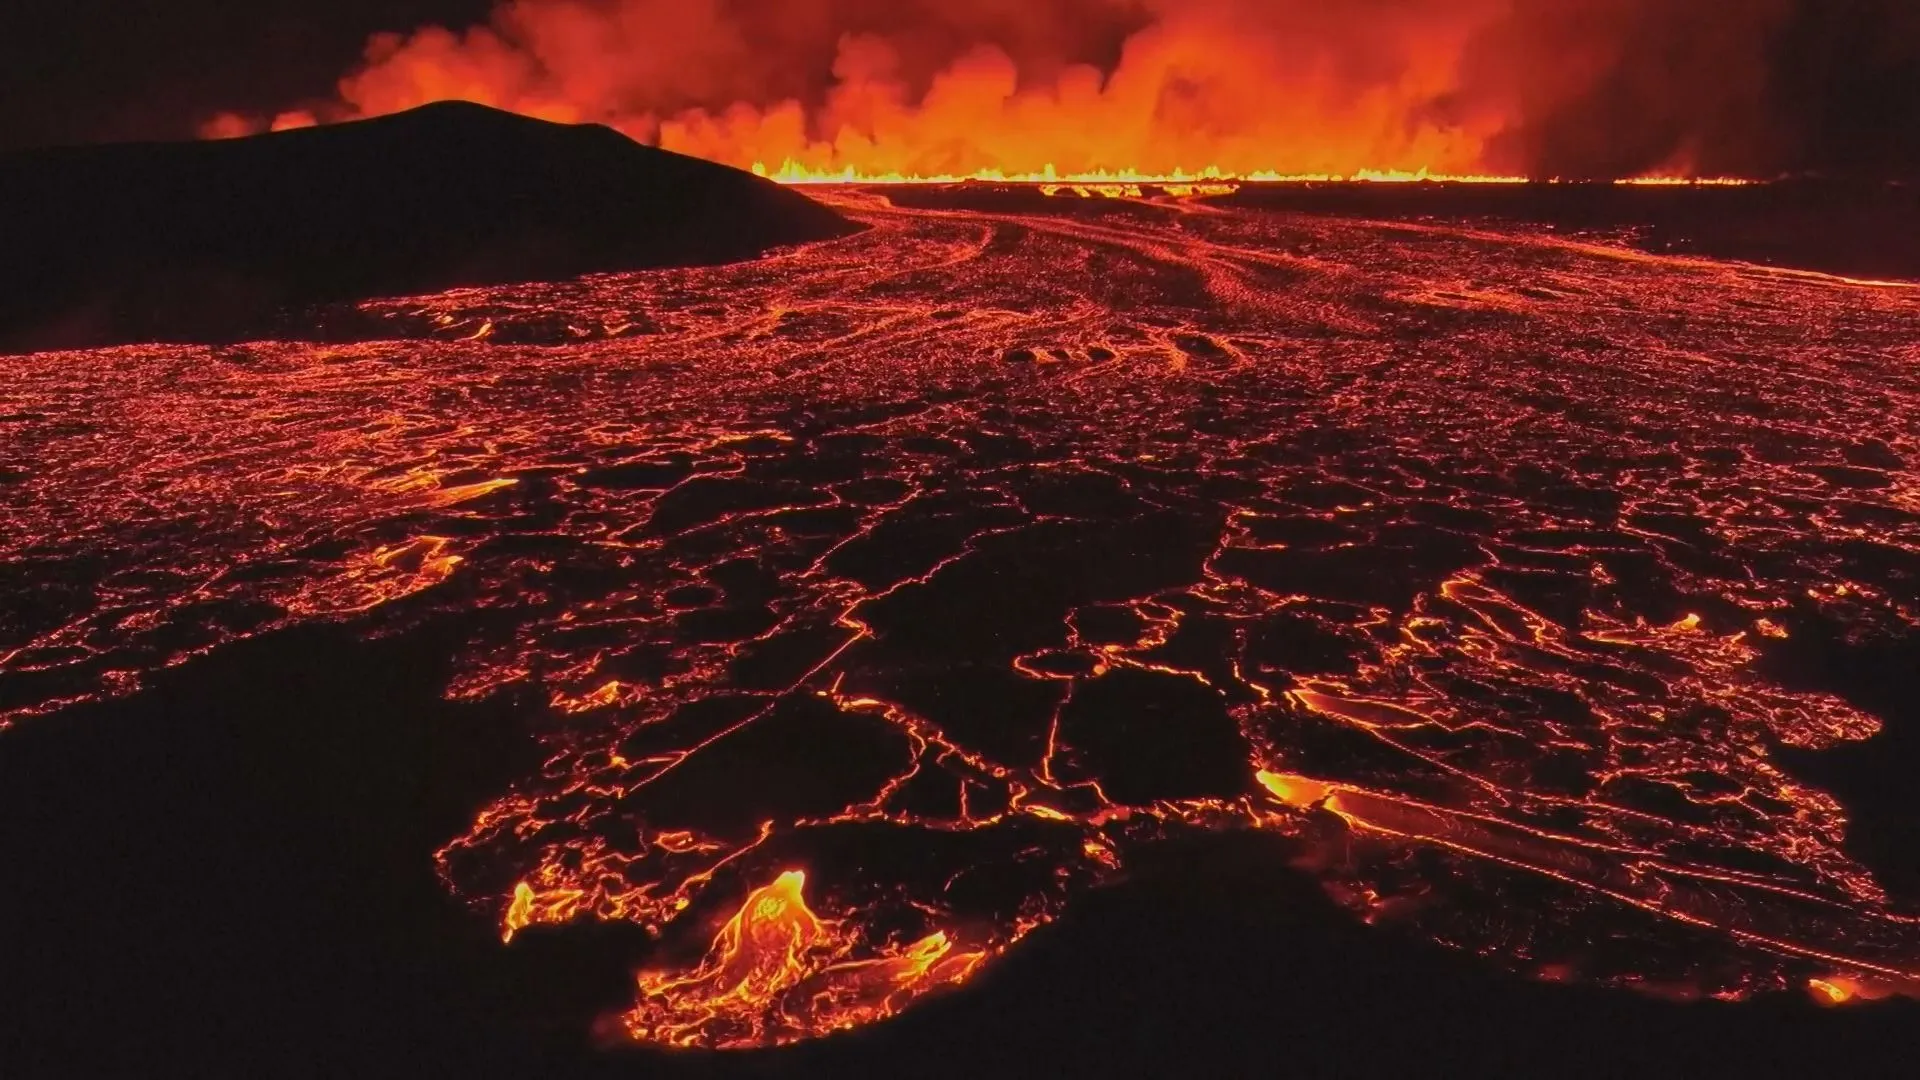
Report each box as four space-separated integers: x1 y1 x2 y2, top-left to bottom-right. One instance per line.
200 0 1920 178
1453 0 1795 177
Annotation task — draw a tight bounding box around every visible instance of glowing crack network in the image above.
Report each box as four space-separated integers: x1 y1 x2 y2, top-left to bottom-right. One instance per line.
3 185 1919 1049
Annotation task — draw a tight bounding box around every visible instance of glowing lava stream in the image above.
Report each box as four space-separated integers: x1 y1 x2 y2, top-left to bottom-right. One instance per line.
755 161 1759 186
622 870 988 1049
1252 770 1920 1001
4 183 1917 1050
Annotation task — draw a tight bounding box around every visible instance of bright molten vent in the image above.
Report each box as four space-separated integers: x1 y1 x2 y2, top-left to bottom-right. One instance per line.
622 870 987 1048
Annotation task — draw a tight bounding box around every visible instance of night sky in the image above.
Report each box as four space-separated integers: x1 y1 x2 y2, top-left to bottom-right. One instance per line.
0 2 490 149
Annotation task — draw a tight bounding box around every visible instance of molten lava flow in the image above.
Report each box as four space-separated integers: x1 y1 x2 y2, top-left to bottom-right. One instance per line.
5 184 1919 1048
624 870 988 1049
1615 176 1757 187
1805 974 1918 1006
754 162 1541 186
753 163 1757 186
280 534 469 617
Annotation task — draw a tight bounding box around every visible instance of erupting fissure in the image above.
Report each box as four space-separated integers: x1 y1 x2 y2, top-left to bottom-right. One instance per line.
752 163 1758 186
197 0 1814 182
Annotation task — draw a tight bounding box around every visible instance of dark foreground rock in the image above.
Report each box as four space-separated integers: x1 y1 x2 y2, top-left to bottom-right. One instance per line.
0 101 859 351
1215 178 1920 281
886 178 1920 282
0 624 1914 1077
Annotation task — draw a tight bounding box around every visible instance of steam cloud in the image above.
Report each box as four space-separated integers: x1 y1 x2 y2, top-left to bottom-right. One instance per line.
204 0 1920 178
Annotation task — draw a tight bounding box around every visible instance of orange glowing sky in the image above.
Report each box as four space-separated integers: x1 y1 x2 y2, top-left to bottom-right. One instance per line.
200 0 1808 181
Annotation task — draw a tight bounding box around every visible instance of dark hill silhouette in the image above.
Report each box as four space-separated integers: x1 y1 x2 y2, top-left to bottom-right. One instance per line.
0 102 860 351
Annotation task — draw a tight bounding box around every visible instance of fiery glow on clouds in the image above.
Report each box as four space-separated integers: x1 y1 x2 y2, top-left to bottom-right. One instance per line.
202 0 1808 180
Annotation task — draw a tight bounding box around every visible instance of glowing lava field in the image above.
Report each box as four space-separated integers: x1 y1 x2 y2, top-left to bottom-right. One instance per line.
4 185 1919 1051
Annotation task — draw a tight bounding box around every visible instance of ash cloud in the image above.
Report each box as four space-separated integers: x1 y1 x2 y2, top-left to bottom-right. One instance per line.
200 0 1920 178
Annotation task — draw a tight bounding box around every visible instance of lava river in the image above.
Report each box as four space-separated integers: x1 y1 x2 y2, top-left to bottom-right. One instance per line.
3 185 1919 1049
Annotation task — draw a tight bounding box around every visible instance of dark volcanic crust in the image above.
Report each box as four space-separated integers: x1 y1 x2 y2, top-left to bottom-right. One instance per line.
0 102 860 351
881 180 1920 283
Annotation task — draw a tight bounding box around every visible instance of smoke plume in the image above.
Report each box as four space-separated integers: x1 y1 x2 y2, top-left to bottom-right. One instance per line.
200 0 1920 179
